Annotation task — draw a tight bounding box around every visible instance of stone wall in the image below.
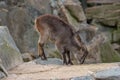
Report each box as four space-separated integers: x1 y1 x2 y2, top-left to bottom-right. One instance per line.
0 26 23 70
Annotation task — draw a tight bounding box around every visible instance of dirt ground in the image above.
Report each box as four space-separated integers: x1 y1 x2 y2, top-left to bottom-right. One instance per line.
2 60 120 80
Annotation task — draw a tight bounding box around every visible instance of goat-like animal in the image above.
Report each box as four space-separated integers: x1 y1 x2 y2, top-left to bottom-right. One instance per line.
34 14 88 65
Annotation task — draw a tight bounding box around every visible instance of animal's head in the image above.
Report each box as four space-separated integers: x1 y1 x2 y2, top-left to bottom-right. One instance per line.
71 33 89 64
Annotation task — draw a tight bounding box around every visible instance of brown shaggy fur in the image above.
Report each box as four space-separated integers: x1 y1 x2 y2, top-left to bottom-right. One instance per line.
34 14 88 65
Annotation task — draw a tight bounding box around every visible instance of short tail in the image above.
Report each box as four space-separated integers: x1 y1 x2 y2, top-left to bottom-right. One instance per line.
34 18 39 32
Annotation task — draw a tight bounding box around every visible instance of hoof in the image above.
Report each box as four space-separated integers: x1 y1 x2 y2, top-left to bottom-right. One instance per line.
63 62 68 65
68 62 73 65
41 56 47 60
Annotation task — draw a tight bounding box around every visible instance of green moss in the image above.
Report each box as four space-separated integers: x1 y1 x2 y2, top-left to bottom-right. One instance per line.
112 29 120 42
100 42 120 63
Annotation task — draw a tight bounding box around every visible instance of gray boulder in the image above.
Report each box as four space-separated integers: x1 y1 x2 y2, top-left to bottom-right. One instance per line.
71 76 93 80
86 3 120 28
0 59 8 76
65 0 86 22
0 59 8 79
25 0 52 14
7 7 39 56
35 58 63 65
0 9 8 26
0 71 5 79
0 26 23 70
94 67 120 80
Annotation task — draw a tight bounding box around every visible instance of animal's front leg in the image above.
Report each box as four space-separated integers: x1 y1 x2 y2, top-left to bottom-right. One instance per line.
55 41 67 65
80 48 88 64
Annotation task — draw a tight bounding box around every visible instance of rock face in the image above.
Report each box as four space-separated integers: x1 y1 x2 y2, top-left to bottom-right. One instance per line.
0 26 23 70
86 3 120 28
85 2 120 63
0 9 8 26
112 30 120 42
50 0 86 29
94 67 120 80
0 71 5 79
0 59 8 79
0 0 52 58
0 59 8 76
7 7 39 55
5 0 52 57
25 0 51 14
100 42 120 62
65 0 86 22
0 1 8 26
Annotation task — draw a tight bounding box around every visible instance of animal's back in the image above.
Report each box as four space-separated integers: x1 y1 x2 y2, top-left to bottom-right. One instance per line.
35 14 74 40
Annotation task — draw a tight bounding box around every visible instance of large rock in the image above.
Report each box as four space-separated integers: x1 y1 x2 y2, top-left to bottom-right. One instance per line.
86 33 106 63
94 67 120 80
86 3 120 62
85 33 120 63
50 0 86 29
112 30 120 42
7 7 39 56
6 0 53 56
0 59 8 76
86 3 120 28
22 53 34 62
0 9 8 26
0 71 5 79
0 26 23 70
100 42 120 62
25 0 51 14
0 59 8 79
64 0 86 22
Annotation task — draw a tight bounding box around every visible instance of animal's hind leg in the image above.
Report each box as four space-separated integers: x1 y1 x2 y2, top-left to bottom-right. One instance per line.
38 35 48 60
66 50 73 65
38 42 47 60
